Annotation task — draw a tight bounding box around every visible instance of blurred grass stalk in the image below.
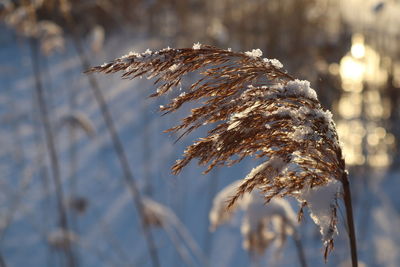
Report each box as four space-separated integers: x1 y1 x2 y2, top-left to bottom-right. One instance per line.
29 37 78 267
61 10 161 267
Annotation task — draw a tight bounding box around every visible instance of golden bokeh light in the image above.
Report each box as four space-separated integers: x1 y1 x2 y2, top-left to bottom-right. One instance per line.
350 34 365 59
337 33 393 168
338 93 362 119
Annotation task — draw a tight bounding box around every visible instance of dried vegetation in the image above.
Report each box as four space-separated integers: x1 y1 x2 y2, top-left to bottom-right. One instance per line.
88 44 349 260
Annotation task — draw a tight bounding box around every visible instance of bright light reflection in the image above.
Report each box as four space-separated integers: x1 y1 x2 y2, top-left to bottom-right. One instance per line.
337 33 393 168
338 93 362 119
340 56 365 88
336 120 365 165
351 34 365 59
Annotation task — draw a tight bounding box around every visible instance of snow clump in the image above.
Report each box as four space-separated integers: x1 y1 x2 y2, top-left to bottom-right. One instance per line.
263 58 283 69
285 79 318 101
245 48 263 58
296 179 342 245
192 42 202 50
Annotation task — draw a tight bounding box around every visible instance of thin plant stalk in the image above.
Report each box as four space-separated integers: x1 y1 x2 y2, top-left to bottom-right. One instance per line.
99 223 137 266
29 38 77 267
66 61 81 241
280 215 308 267
62 14 160 267
44 50 84 265
203 169 220 257
32 95 54 266
171 216 209 267
342 173 358 267
163 223 196 267
142 102 153 196
292 232 308 267
0 251 6 267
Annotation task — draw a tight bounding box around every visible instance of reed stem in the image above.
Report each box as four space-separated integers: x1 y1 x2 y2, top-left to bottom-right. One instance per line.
29 38 77 267
342 172 358 267
62 14 160 267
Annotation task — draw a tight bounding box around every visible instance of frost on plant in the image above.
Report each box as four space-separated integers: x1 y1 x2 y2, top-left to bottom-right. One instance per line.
209 180 246 231
88 45 348 259
296 179 342 254
210 180 297 255
240 192 297 254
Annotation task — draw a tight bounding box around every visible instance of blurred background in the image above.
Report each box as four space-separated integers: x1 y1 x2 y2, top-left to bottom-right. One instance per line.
0 0 399 266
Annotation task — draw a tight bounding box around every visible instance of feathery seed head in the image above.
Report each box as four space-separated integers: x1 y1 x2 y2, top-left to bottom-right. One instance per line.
88 45 348 259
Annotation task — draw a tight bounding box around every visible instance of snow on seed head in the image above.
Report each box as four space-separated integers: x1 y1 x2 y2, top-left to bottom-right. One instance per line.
193 42 201 50
263 58 283 69
245 49 263 58
285 79 318 100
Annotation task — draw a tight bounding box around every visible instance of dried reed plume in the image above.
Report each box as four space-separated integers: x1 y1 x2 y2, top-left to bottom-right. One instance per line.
209 180 244 231
210 180 307 267
210 181 295 252
2 1 65 55
87 44 357 265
